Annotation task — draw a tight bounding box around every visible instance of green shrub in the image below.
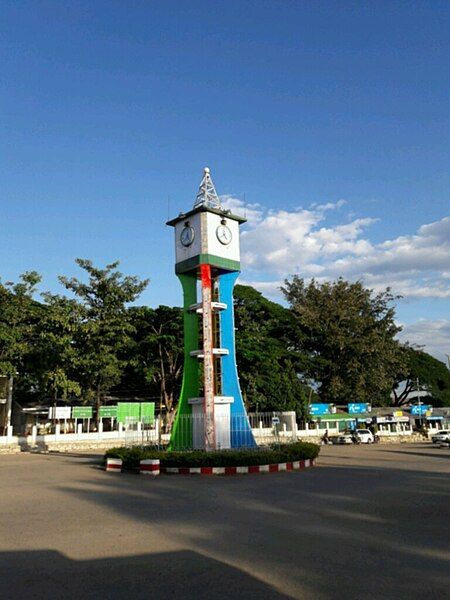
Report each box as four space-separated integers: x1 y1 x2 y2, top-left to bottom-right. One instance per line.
104 442 320 471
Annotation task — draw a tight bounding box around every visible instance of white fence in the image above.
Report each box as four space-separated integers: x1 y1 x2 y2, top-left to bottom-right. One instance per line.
1 411 300 452
0 421 161 452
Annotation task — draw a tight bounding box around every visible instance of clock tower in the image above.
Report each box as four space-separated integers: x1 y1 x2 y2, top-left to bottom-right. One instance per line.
167 167 256 450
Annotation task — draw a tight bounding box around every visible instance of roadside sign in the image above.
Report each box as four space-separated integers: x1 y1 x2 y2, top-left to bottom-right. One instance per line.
271 416 280 425
48 406 71 420
117 402 140 424
99 405 118 418
116 402 155 424
348 403 371 414
411 405 432 416
72 406 93 419
309 403 330 416
140 402 155 424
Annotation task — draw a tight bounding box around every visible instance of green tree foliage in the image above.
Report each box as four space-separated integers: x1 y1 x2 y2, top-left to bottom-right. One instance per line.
234 284 310 415
282 276 404 406
0 271 42 376
123 305 184 416
57 259 148 411
32 294 83 403
393 345 450 406
3 263 447 419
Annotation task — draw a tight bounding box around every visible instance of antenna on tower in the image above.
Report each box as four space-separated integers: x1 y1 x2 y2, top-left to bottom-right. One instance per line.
193 167 221 210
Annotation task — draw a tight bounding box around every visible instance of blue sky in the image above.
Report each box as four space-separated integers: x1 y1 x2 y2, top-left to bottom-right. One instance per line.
1 1 449 360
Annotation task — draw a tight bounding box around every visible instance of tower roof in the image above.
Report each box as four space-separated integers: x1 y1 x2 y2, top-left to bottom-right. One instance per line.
166 167 246 226
193 167 221 210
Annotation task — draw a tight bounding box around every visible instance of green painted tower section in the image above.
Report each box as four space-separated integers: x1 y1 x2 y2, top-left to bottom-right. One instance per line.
168 273 199 450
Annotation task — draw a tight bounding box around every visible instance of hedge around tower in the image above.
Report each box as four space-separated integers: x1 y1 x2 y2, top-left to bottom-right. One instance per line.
104 442 320 471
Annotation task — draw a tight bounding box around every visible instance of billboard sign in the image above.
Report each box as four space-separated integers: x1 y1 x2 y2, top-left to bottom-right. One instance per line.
72 407 93 419
99 406 118 418
117 402 155 424
348 403 371 414
410 405 432 416
48 406 72 419
309 403 331 416
140 402 155 424
117 402 140 424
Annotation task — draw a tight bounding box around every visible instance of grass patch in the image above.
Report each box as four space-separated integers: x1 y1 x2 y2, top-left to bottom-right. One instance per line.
105 442 320 471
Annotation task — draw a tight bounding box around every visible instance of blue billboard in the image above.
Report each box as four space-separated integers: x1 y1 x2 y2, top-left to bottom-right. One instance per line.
348 403 370 414
309 403 331 416
410 405 431 416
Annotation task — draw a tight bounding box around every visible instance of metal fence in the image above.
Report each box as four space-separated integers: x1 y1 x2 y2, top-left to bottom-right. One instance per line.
123 417 159 448
166 411 298 451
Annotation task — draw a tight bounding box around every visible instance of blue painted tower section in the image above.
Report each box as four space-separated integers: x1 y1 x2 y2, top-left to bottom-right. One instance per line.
219 271 257 448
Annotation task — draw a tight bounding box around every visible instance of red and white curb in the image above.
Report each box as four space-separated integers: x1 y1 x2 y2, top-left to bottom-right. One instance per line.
105 458 315 475
139 459 160 476
106 458 123 472
161 458 315 475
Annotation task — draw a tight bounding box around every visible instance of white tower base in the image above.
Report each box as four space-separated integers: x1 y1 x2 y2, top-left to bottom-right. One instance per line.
188 397 234 450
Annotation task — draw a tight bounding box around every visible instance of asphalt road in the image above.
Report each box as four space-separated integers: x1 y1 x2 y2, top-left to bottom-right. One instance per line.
0 443 449 599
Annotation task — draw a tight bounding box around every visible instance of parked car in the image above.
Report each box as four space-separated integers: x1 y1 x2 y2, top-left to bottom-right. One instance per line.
334 434 353 445
354 429 375 444
431 430 450 444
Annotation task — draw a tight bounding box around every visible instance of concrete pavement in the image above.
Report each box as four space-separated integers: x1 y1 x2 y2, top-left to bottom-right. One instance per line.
0 443 449 599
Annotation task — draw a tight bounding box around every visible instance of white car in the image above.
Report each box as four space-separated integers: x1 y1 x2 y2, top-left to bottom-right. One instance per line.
431 430 450 444
355 429 375 444
335 434 353 445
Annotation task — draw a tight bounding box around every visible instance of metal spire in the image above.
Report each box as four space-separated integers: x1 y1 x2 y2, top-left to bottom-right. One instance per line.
193 167 221 210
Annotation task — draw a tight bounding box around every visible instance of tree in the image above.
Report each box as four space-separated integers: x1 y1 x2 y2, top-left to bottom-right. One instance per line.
282 277 404 406
58 259 149 414
234 284 311 415
392 346 450 406
0 271 42 376
124 305 184 421
0 271 42 430
32 294 83 404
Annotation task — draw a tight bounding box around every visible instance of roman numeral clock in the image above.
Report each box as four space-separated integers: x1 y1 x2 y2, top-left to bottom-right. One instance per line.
167 167 256 450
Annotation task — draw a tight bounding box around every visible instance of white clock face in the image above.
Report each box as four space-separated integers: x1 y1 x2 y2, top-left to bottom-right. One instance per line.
180 226 195 247
216 224 232 245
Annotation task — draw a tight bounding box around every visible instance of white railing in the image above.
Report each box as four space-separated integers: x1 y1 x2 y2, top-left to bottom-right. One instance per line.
1 411 301 451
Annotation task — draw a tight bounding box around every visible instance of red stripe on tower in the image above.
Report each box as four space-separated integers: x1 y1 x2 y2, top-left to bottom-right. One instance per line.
200 263 212 288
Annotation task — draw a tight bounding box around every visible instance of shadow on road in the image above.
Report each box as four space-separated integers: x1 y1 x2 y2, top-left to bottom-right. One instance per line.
380 449 450 460
0 549 291 600
54 459 450 599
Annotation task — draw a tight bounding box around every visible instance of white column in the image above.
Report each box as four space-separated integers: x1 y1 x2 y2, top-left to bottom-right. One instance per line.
31 425 37 446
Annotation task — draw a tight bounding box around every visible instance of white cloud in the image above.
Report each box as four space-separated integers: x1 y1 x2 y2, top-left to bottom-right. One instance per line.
219 196 263 224
398 320 450 363
225 195 450 300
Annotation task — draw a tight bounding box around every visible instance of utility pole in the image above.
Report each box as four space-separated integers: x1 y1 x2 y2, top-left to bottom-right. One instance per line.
445 354 450 371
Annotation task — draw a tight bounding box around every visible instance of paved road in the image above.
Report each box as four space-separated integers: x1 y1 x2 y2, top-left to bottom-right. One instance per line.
0 443 449 599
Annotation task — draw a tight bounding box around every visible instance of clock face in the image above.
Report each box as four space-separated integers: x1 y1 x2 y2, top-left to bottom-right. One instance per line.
216 224 232 245
180 226 195 247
